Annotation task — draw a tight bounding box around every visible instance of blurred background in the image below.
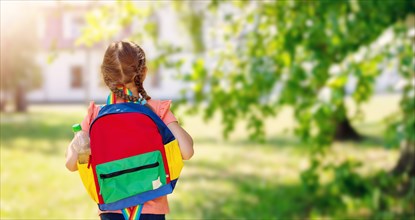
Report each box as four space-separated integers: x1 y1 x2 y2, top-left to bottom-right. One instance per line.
1 0 414 219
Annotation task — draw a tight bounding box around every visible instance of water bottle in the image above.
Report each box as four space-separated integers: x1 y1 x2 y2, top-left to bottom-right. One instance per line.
71 124 91 164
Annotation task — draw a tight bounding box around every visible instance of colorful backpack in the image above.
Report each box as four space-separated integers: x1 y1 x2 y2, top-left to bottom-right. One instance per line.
77 101 184 220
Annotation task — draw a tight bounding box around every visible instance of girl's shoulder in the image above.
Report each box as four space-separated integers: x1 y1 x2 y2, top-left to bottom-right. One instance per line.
81 101 101 133
148 99 172 117
148 99 177 124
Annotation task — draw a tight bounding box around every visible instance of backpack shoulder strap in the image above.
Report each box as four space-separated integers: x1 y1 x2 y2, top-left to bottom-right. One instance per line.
90 102 175 144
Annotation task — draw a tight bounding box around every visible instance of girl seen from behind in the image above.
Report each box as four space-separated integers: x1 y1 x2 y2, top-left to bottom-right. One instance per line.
65 41 194 220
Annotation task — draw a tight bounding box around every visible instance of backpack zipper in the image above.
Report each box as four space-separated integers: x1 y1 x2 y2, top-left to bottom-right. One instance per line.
99 162 159 179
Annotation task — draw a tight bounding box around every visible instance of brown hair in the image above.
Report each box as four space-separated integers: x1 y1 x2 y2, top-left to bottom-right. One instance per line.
101 41 151 102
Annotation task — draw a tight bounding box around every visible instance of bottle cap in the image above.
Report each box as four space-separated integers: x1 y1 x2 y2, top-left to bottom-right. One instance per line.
72 124 82 132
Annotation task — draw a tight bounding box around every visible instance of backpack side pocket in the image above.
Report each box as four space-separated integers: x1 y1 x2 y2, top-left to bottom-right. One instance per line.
77 157 99 203
164 139 184 180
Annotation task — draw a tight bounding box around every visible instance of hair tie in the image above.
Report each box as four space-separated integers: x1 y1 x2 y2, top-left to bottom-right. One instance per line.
139 98 147 105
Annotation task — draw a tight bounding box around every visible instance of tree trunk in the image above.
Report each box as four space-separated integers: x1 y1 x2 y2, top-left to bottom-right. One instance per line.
15 84 27 112
0 99 5 112
392 140 415 177
334 115 362 141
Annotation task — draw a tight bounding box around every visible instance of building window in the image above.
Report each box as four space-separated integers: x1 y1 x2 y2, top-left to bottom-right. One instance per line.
63 13 85 39
71 66 83 88
151 68 161 88
71 16 85 39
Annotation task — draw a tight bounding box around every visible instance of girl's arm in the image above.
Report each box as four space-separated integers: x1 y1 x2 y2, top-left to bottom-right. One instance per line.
167 122 194 160
65 139 78 171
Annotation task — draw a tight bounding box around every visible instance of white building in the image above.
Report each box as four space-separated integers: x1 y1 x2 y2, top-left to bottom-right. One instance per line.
28 2 186 104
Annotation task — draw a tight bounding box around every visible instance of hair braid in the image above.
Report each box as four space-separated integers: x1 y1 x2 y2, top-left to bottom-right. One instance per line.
101 41 152 103
134 74 151 100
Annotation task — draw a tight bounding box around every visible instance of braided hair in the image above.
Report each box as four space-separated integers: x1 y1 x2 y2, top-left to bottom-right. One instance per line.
101 41 151 102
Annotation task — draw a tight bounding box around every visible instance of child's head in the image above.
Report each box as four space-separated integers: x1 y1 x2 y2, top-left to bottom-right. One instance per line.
101 41 150 102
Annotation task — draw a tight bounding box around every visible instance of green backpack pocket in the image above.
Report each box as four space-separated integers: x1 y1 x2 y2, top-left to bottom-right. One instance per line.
96 151 167 203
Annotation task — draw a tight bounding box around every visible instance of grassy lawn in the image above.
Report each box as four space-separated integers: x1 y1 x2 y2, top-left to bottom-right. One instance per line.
0 95 411 219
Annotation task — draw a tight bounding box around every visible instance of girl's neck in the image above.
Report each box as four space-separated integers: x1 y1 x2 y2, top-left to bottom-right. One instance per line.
126 86 139 97
123 82 139 96
115 83 140 103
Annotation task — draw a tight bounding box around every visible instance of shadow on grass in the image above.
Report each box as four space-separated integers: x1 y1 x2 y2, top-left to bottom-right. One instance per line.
177 158 313 219
0 112 81 155
194 119 392 151
176 159 415 219
194 135 307 149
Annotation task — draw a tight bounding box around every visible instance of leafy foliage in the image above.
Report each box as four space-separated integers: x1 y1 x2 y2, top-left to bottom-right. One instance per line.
177 0 414 146
383 22 415 149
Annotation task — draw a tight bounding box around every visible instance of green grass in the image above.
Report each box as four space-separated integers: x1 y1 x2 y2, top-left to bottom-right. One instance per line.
0 95 412 219
1 108 98 218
